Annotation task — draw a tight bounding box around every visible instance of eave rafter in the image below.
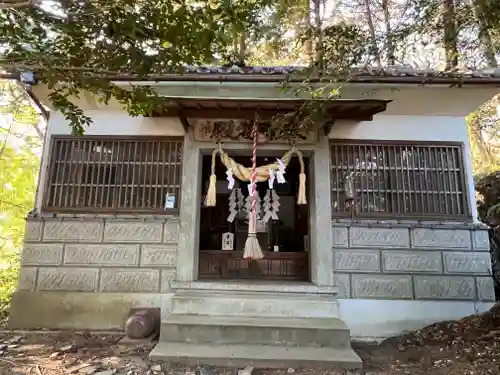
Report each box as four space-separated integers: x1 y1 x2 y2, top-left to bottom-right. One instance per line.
149 98 391 135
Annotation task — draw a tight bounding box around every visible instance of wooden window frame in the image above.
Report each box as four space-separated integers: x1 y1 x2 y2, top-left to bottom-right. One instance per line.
42 135 184 214
329 139 471 220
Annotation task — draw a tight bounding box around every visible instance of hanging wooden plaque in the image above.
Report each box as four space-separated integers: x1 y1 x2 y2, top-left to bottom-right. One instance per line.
191 119 318 144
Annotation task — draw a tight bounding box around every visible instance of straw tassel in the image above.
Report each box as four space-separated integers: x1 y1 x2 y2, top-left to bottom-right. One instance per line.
204 148 219 207
295 148 307 205
243 120 264 260
298 173 307 205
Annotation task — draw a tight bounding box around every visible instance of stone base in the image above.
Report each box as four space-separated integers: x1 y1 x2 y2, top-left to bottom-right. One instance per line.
8 291 169 330
9 291 495 340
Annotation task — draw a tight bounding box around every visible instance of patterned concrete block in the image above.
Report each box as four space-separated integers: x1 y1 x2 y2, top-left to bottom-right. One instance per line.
64 244 139 266
443 252 491 275
104 222 162 243
476 277 496 301
334 250 380 272
17 267 37 291
382 251 442 273
352 274 413 299
350 227 409 248
412 228 471 249
472 230 490 251
25 220 42 241
160 269 177 292
141 245 177 267
414 276 475 300
332 227 348 247
43 221 102 242
99 269 160 292
37 268 98 291
333 274 351 298
164 221 180 243
21 244 63 266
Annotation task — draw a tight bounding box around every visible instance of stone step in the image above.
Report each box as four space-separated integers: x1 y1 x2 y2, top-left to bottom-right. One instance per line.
149 342 362 369
171 280 339 296
160 314 351 347
169 291 340 318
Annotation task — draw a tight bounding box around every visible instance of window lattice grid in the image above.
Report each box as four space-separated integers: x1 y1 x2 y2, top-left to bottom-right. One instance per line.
330 142 468 218
44 137 183 212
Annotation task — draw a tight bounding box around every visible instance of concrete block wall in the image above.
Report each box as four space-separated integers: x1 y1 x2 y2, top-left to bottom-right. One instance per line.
331 220 495 301
18 215 179 294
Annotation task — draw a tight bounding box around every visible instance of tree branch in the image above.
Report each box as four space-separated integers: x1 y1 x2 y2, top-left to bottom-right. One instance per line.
0 120 13 159
0 0 39 10
1 63 125 76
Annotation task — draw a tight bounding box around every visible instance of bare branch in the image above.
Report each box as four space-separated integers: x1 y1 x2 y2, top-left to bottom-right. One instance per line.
32 120 44 140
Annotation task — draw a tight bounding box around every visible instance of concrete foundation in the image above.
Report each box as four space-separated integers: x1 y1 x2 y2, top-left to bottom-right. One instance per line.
8 291 168 330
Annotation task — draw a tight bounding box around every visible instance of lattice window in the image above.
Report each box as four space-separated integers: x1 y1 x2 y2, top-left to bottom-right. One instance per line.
44 136 183 213
330 141 469 219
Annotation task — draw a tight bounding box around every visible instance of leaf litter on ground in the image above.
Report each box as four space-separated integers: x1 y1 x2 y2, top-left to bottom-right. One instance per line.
0 304 498 375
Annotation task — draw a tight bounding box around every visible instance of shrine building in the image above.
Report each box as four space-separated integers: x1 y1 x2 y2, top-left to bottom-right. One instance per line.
8 66 500 369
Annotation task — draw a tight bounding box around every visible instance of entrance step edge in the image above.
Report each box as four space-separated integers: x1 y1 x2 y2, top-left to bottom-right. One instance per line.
162 314 349 330
149 342 362 370
171 281 339 295
168 291 341 318
172 290 337 300
159 314 351 347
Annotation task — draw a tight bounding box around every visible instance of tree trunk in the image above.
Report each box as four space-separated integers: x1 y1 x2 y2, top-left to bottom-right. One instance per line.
381 0 395 65
468 114 492 165
303 2 314 64
474 0 498 67
362 0 382 66
313 0 323 70
443 0 458 70
233 31 239 56
239 31 247 64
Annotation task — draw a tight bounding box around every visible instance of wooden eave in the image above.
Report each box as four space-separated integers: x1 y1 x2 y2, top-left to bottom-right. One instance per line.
154 98 391 123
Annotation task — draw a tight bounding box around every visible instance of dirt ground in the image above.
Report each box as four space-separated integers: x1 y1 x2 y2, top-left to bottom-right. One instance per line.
0 305 498 375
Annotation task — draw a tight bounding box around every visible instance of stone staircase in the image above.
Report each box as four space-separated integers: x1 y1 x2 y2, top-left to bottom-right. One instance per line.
149 281 362 369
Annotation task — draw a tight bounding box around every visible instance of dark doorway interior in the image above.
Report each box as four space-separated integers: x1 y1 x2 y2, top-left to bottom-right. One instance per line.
198 153 310 281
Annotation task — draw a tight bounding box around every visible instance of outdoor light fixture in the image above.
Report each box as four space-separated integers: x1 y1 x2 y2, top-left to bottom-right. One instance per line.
19 70 36 89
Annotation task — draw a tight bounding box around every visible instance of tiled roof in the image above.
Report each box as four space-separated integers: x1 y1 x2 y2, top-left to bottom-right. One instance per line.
180 65 500 79
2 65 500 84
121 65 500 84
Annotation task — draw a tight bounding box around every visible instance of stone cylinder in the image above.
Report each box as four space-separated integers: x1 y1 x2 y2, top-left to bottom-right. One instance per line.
124 309 157 339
